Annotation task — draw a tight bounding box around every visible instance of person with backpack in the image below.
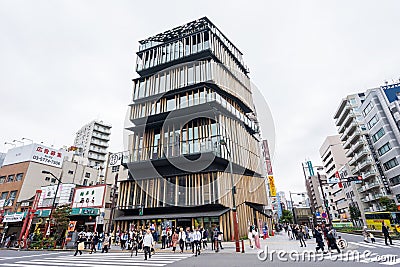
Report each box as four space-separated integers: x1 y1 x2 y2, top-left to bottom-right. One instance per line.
213 227 219 252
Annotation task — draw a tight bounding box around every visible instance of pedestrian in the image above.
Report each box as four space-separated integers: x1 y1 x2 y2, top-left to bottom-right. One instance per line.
171 230 179 253
253 227 260 249
382 222 393 246
362 226 370 243
298 226 306 247
217 229 224 250
131 230 139 256
287 224 292 239
326 228 340 253
161 228 167 249
101 234 110 253
189 228 195 253
369 233 376 243
90 232 99 254
97 232 103 251
248 226 254 248
143 229 154 260
314 226 326 254
178 228 186 253
193 228 202 256
121 231 128 250
201 228 208 249
74 234 85 256
213 227 219 252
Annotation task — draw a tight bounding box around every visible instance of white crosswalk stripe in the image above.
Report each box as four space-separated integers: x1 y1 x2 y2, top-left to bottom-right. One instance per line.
0 252 193 267
348 240 400 249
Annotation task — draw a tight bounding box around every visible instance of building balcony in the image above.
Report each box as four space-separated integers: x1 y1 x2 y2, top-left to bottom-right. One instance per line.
357 181 381 193
343 113 356 129
351 140 366 152
92 132 110 141
350 149 369 166
335 104 351 127
90 139 109 148
344 130 361 148
358 160 373 172
363 170 377 180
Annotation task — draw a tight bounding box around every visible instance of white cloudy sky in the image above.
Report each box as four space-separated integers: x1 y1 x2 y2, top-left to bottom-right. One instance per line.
1 0 400 196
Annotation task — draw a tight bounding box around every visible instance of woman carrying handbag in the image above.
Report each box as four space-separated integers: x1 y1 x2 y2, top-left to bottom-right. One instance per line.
74 234 85 256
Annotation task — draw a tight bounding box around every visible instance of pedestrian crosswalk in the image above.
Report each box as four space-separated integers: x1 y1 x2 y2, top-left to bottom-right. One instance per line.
348 239 400 249
0 252 193 267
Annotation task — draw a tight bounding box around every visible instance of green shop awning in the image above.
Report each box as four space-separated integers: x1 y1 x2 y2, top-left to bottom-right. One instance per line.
34 209 51 217
70 208 100 216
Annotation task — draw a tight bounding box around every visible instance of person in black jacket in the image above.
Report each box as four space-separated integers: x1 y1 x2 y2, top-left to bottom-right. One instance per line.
74 234 85 256
314 225 326 253
382 222 393 245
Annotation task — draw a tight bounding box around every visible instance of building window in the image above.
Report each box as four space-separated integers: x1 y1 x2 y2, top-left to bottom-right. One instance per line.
0 176 5 184
389 175 400 186
1 192 8 200
9 190 17 200
112 166 120 173
367 115 378 129
383 158 399 171
363 102 373 116
85 172 90 178
68 170 74 175
15 173 23 182
6 175 14 183
378 142 391 156
83 179 88 186
372 128 385 143
396 194 400 202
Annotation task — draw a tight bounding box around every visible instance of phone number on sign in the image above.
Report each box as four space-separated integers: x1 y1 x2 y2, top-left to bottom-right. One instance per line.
32 155 61 166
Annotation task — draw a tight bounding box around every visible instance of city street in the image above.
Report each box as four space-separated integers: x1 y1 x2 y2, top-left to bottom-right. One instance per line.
0 232 398 267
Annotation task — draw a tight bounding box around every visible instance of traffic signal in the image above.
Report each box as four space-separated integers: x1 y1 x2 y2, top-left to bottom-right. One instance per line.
139 206 144 216
324 199 329 208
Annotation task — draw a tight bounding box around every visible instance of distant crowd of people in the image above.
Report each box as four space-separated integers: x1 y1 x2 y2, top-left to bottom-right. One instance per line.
73 225 225 259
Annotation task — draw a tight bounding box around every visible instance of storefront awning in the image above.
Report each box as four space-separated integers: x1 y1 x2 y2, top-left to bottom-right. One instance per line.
114 208 230 221
35 209 51 217
70 208 100 216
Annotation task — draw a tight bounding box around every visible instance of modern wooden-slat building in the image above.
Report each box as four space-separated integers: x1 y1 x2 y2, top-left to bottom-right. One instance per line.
115 17 271 240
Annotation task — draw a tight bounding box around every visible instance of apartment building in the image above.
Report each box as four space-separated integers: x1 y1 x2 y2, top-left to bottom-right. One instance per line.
319 135 350 220
74 120 111 169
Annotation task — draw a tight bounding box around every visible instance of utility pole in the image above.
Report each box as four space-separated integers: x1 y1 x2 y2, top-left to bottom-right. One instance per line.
317 172 332 224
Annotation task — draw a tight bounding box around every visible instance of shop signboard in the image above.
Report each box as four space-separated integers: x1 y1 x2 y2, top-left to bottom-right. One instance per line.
3 213 24 223
72 185 105 208
3 143 64 168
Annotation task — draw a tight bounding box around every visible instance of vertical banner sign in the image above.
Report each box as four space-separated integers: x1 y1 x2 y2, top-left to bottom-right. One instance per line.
307 161 314 176
268 175 276 197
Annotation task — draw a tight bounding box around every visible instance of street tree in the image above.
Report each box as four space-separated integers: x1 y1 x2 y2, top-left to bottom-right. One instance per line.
379 197 397 212
51 204 72 246
279 210 293 224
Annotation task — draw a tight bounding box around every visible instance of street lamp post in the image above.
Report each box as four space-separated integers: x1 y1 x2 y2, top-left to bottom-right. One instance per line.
289 192 296 224
220 139 240 253
42 170 62 236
